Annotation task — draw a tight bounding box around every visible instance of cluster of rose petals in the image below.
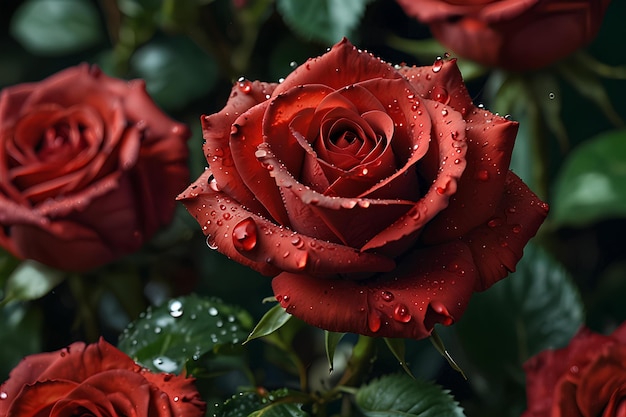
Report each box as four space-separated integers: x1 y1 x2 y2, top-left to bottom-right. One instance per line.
0 64 190 271
179 39 548 339
395 0 612 71
0 338 206 417
523 323 626 417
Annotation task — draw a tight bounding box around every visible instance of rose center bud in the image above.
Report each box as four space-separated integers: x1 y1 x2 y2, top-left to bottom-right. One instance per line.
318 116 378 171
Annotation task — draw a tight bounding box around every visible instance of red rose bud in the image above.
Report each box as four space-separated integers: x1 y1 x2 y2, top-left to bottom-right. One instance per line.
0 64 190 271
178 39 548 340
523 323 626 417
0 338 206 417
396 0 612 71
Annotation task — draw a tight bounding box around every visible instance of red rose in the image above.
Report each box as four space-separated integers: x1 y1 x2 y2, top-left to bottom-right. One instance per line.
0 338 206 417
0 64 190 271
395 0 612 71
178 39 548 339
523 323 626 417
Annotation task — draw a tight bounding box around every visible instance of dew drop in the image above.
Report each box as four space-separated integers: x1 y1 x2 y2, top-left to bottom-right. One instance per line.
393 304 412 323
368 311 382 333
431 85 449 104
432 56 444 73
289 61 297 68
153 356 179 373
381 290 394 302
0 392 7 400
169 300 184 318
208 176 220 192
232 217 258 251
208 307 219 316
206 235 218 250
487 218 502 228
291 235 305 249
238 79 252 94
295 252 309 270
512 224 522 234
548 92 555 100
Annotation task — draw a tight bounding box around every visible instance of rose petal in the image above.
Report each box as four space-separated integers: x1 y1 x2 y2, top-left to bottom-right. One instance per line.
272 38 402 97
576 345 626 417
461 172 548 291
272 240 476 339
141 371 205 417
178 169 395 276
362 98 468 253
4 380 78 417
201 80 279 221
255 143 415 248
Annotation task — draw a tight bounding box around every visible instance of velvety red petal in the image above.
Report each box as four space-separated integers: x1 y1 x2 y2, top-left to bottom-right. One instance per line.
461 172 548 291
4 380 78 417
272 240 476 339
178 169 395 276
362 98 468 253
272 38 402 97
141 370 206 417
201 81 278 221
255 142 415 248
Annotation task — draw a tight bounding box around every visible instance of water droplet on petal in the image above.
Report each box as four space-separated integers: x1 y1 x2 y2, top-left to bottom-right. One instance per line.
232 217 258 251
431 85 449 104
476 170 489 181
487 218 502 228
512 224 522 234
432 56 444 73
295 252 308 270
381 290 394 302
393 304 412 323
368 311 382 333
291 235 305 249
206 235 218 250
0 392 7 400
238 79 252 94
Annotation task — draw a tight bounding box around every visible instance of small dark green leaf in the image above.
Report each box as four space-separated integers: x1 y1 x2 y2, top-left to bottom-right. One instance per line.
118 294 252 373
249 403 309 417
356 374 465 417
325 331 345 372
551 128 626 227
217 389 310 417
383 338 414 378
428 330 466 380
10 0 104 55
216 392 266 417
1 261 65 305
245 303 292 344
276 0 371 45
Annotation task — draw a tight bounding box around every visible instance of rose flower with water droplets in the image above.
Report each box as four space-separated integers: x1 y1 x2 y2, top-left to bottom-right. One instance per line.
0 65 190 271
179 39 548 339
0 338 205 417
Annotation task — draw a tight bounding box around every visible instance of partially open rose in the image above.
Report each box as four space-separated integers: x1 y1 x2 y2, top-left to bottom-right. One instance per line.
179 39 547 339
0 64 190 271
0 339 206 417
395 0 612 71
523 323 626 417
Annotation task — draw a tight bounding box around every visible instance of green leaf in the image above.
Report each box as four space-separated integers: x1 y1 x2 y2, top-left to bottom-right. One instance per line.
118 294 253 374
551 128 626 227
10 0 104 56
428 330 466 380
455 244 584 378
216 389 310 417
356 374 465 417
276 0 371 45
130 35 217 111
244 303 292 344
0 302 43 381
325 331 345 372
1 260 65 305
383 338 414 378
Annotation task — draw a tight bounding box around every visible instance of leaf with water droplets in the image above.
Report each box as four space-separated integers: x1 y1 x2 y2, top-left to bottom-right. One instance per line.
325 331 346 372
216 389 310 417
356 374 465 417
118 294 253 374
383 338 414 378
244 303 292 344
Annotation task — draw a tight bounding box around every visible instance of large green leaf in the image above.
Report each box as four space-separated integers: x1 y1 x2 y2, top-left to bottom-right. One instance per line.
276 0 371 45
118 294 252 373
10 0 104 55
455 243 584 379
551 128 626 227
0 302 43 381
356 374 465 417
245 303 292 344
130 35 217 111
216 389 310 417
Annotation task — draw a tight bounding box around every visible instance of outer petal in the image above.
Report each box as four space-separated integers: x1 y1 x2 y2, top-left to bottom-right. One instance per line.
272 240 477 339
4 380 78 417
141 371 206 417
272 38 402 96
178 169 395 276
400 59 518 244
461 172 548 291
201 81 278 220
